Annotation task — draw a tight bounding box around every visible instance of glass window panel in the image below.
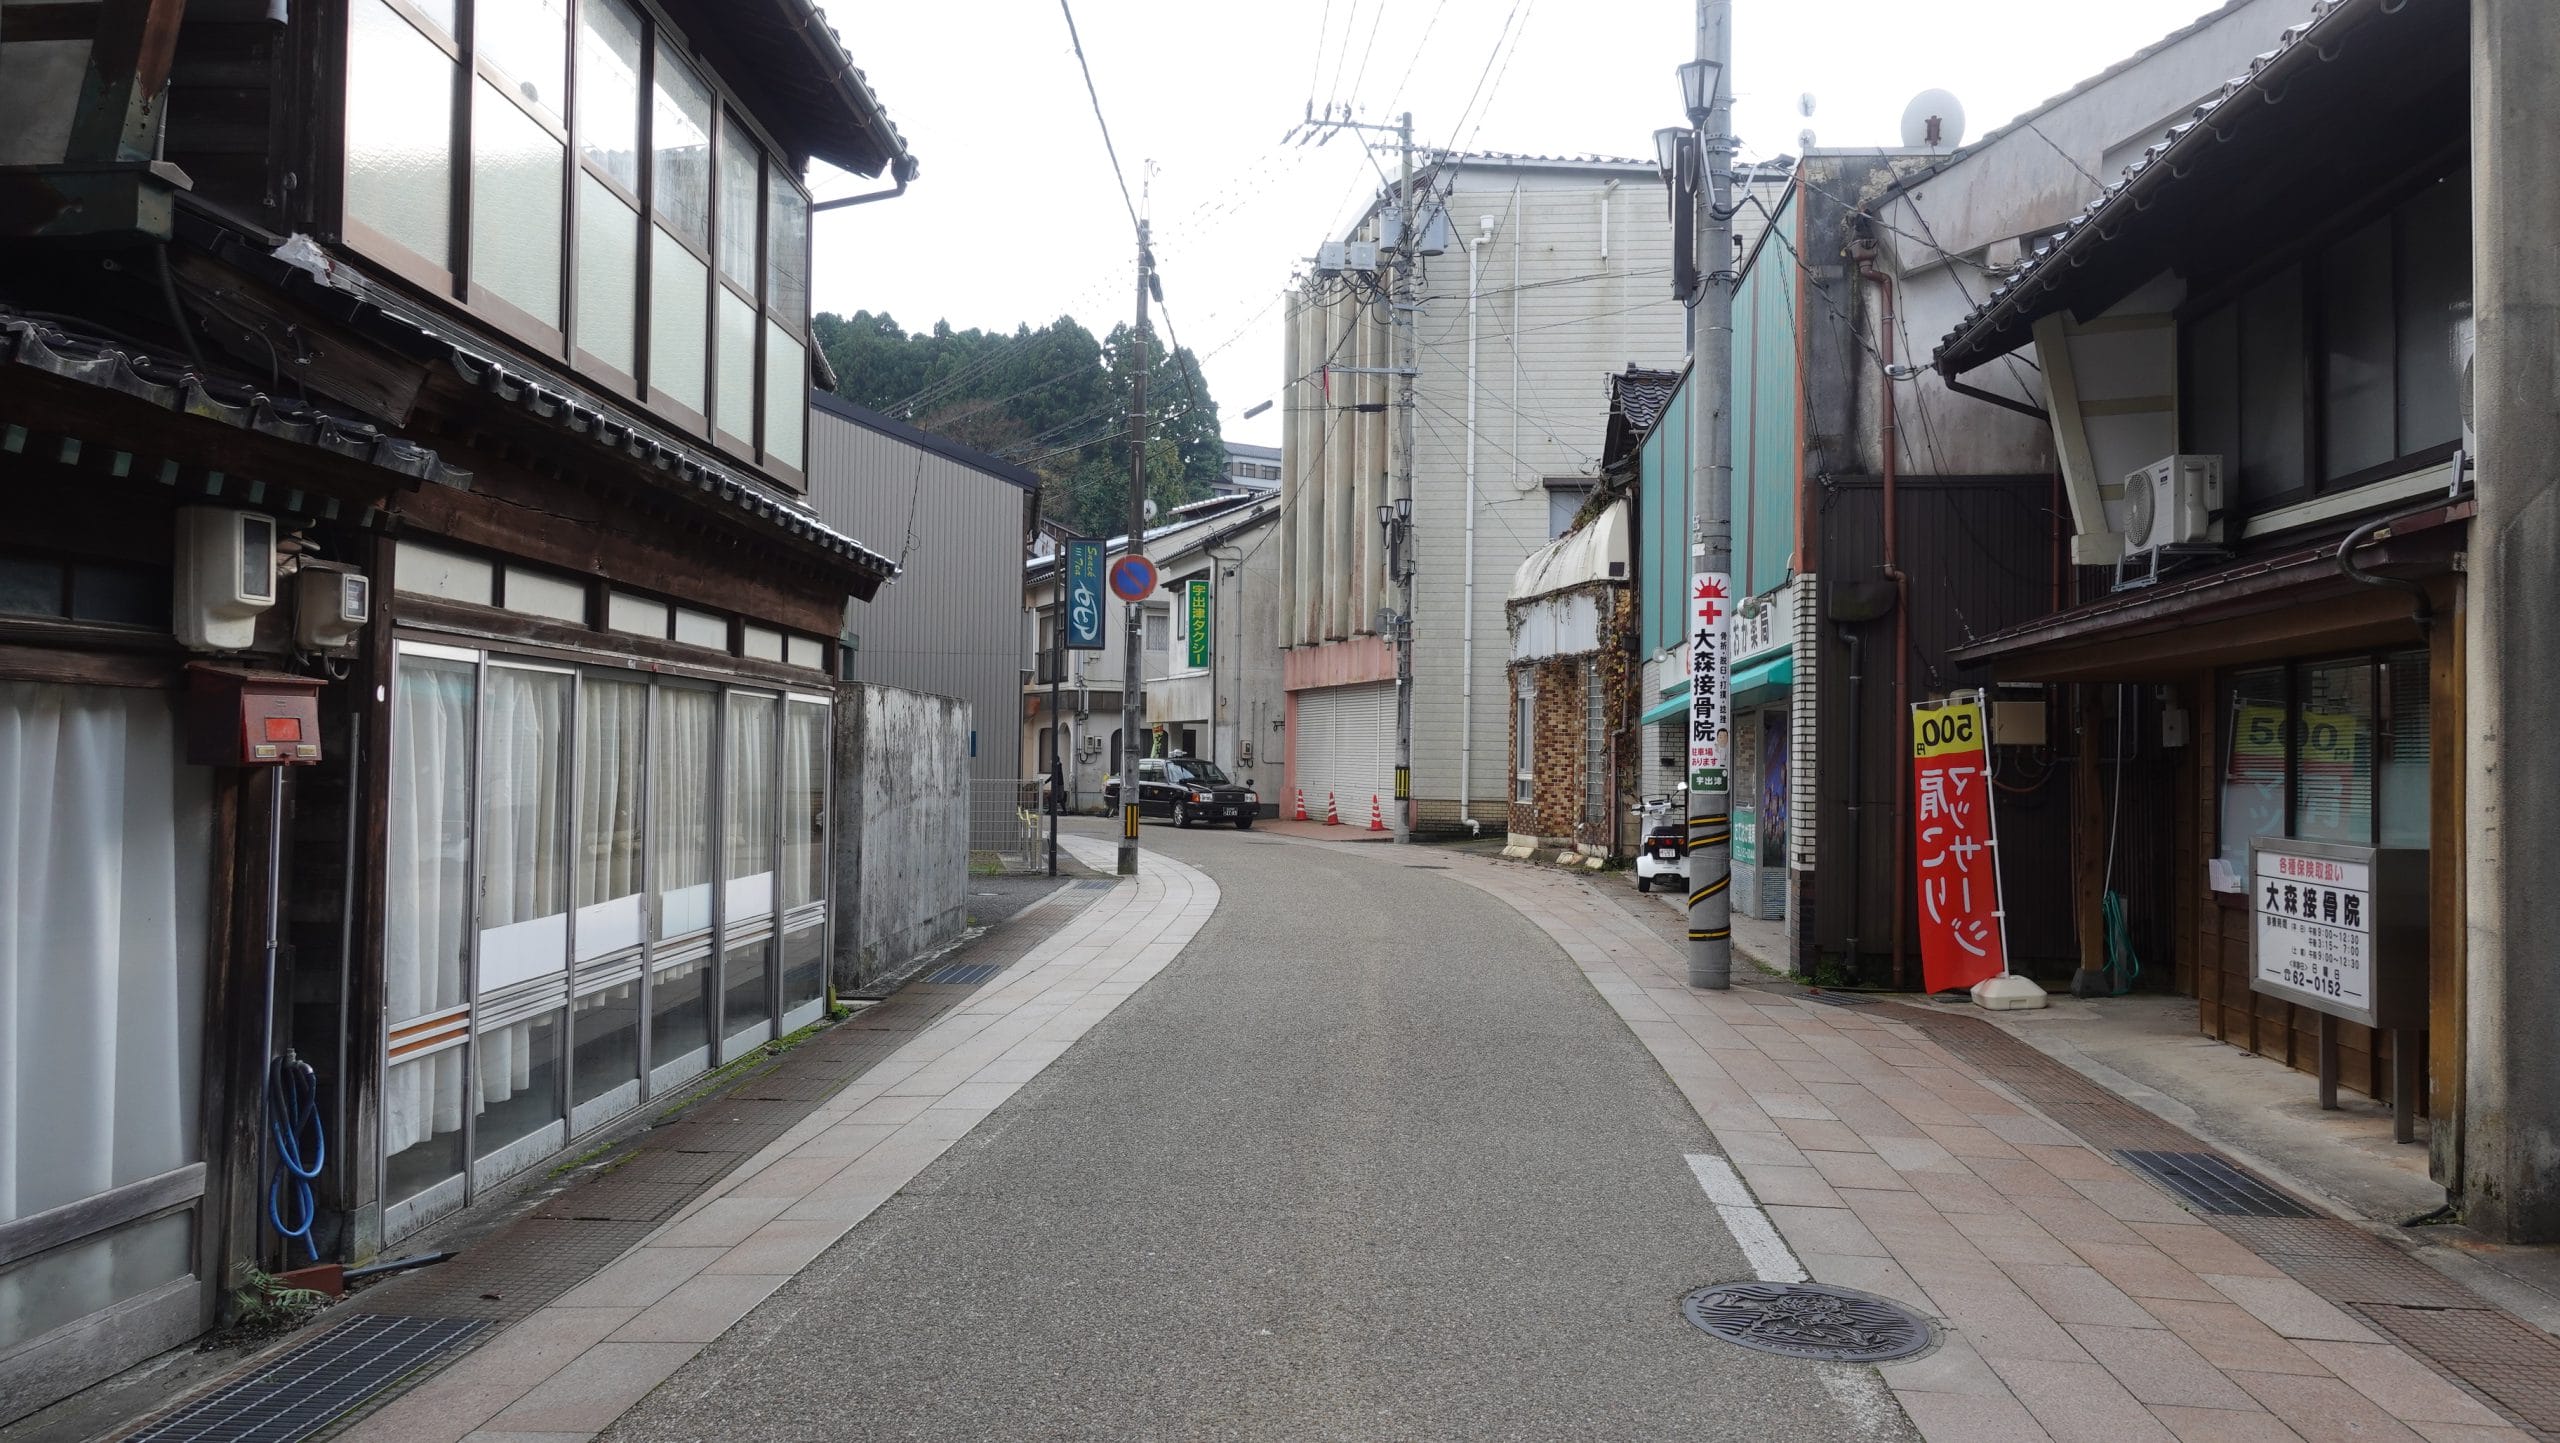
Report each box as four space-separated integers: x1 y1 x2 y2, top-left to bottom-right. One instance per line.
782 700 826 908
715 287 757 442
764 322 805 472
651 45 712 245
572 978 641 1109
385 656 475 1204
475 0 565 120
479 669 570 986
766 181 808 328
407 0 455 33
652 686 715 940
0 1211 193 1354
724 692 776 922
672 607 726 649
648 234 707 414
2320 218 2395 481
470 80 564 328
2217 667 2286 879
576 675 646 959
649 951 710 1070
2293 659 2375 844
68 562 165 626
2380 651 2432 849
575 175 639 374
722 932 771 1044
473 1005 563 1161
715 122 760 286
781 921 825 1018
346 0 454 269
2237 267 2305 509
2396 170 2469 455
574 0 643 191
0 557 64 617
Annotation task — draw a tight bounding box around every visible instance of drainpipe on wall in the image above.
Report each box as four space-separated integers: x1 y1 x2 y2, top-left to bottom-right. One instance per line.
1855 242 1912 990
1460 220 1494 835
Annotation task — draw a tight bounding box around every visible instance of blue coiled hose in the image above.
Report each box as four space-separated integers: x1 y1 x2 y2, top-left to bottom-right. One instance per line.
267 1053 326 1263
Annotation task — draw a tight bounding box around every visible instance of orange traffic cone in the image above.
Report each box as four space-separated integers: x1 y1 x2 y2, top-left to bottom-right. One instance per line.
1293 788 1307 821
1325 791 1341 825
1368 795 1385 832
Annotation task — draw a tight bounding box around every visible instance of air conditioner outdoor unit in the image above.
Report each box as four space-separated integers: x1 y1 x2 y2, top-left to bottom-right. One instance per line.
2122 454 2223 554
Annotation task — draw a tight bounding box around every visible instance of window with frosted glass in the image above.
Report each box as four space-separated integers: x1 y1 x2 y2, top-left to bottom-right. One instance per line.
763 321 805 472
471 79 564 327
649 244 708 414
652 47 712 246
767 183 808 331
716 289 757 442
653 686 715 940
715 124 759 287
575 675 646 959
781 699 826 909
573 0 643 375
385 656 475 1207
345 0 455 268
649 47 713 412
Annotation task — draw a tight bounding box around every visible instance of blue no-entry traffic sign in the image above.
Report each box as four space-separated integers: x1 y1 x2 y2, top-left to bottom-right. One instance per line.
1109 554 1158 602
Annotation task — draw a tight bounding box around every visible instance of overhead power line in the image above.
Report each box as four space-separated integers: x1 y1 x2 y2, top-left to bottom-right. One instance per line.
1058 0 1140 238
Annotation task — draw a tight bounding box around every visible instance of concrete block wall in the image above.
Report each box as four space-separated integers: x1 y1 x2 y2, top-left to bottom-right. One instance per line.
833 683 972 990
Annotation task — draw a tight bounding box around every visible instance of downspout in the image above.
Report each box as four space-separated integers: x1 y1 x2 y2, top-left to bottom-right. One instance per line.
1461 222 1491 834
1839 625 1864 963
1856 243 1912 990
811 156 917 212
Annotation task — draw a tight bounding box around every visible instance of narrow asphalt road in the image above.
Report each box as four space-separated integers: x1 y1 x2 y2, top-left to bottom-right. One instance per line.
602 824 1912 1442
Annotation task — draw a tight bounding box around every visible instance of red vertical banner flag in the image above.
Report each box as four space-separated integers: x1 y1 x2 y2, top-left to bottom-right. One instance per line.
1910 693 2008 993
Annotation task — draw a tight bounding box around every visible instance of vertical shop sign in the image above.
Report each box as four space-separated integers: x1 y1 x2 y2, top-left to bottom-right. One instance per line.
1911 692 2008 992
1185 579 1210 669
1063 539 1106 650
1688 574 1729 790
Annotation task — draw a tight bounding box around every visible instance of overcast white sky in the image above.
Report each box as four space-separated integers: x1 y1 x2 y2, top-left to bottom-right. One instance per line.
809 0 2257 450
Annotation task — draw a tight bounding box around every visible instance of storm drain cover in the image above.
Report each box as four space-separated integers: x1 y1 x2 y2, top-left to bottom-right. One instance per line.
129 1314 486 1442
925 962 1003 985
1681 1282 1933 1363
1800 991 1876 1008
2116 1149 2314 1217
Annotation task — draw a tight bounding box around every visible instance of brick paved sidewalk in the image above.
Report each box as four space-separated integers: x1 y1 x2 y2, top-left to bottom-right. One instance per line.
1449 854 2534 1443
352 836 1214 1443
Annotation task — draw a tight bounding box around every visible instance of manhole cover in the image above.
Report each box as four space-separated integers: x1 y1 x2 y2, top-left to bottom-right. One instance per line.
1681 1282 1933 1362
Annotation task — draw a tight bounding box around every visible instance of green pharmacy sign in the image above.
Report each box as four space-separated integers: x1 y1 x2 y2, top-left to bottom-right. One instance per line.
1186 579 1210 668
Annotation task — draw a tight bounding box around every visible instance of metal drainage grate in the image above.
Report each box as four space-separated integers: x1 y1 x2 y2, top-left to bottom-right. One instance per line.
1681 1282 1934 1363
2356 1302 2560 1433
925 962 1003 985
2115 1150 2314 1217
130 1314 487 1442
1801 991 1877 1008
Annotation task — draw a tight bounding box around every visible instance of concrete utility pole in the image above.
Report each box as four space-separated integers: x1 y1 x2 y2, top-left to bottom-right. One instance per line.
1685 0 1736 988
1390 109 1417 844
1118 219 1155 878
2466 0 2560 1242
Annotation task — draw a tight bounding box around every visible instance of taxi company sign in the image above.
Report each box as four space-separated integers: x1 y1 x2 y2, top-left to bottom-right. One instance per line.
1688 573 1731 791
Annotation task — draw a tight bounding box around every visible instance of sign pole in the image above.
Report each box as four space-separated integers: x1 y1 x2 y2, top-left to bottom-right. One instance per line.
1049 548 1063 876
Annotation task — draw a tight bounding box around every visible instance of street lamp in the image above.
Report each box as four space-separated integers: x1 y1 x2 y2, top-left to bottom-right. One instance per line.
1678 59 1720 127
1653 126 1687 189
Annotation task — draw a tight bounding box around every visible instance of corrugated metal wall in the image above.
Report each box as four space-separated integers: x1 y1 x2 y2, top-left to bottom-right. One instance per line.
1811 475 2076 976
806 400 1031 781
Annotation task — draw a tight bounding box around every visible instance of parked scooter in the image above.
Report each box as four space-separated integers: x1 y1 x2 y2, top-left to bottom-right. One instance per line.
1632 792 1686 893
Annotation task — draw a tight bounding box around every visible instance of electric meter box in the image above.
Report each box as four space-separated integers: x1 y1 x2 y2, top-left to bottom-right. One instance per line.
294 561 371 653
172 506 279 652
184 663 325 766
2247 837 2428 1030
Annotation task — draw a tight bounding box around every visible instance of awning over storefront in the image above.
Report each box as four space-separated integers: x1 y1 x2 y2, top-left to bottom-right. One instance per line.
1640 688 1687 726
1733 654 1793 708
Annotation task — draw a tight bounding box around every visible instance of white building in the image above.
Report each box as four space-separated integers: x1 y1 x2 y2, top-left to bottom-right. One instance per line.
1278 153 1687 831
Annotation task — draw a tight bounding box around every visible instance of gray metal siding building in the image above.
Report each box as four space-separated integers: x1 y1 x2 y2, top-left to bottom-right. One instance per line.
807 392 1036 782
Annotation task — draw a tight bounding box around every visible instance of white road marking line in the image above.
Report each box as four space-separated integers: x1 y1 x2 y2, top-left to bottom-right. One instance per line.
1686 1152 1809 1284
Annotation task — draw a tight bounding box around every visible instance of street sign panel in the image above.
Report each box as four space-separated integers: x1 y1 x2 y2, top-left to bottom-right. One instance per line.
1687 573 1730 791
1063 538 1105 650
2247 838 2427 1030
1109 554 1157 603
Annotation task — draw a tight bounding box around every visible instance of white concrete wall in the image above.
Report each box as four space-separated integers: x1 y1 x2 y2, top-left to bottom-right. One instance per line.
834 683 972 986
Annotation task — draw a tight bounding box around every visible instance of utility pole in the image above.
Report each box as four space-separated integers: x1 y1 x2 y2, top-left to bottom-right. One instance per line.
1118 219 1156 877
1294 105 1422 843
1048 547 1063 878
1685 0 1737 988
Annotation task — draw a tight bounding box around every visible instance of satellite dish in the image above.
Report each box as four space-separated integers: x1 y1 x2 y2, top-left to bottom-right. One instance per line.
1798 92 1817 118
1799 128 1818 152
1143 499 1159 522
1900 89 1966 150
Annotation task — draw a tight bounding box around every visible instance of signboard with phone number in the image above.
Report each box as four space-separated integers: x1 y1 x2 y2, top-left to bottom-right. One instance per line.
2246 838 2425 1031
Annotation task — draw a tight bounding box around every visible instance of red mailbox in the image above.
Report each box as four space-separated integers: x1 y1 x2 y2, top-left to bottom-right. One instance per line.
185 663 326 766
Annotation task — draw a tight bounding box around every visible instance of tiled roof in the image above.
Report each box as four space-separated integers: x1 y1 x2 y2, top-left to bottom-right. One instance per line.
1602 364 1685 472
1931 0 2377 375
1 310 468 487
789 0 914 177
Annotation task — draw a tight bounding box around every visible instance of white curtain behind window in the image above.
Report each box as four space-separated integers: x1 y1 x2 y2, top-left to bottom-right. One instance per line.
724 693 775 921
653 687 715 938
385 659 474 1156
477 669 568 1108
576 676 646 959
781 700 826 910
0 683 210 1338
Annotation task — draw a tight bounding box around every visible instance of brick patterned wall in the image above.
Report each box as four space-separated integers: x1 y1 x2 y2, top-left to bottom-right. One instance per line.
1505 587 1641 851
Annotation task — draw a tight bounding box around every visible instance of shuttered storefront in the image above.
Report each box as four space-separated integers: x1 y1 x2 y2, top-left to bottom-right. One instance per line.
1290 683 1395 819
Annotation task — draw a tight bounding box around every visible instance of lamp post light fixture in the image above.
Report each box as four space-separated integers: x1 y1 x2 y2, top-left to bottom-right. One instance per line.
1678 58 1720 127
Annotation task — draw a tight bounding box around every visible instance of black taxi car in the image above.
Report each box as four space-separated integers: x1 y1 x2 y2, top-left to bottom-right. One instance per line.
1102 755 1260 829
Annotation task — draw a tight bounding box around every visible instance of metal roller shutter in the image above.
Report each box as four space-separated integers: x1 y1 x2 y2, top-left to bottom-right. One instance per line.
1291 683 1395 820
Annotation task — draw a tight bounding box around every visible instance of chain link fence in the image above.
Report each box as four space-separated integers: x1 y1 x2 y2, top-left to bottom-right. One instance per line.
968 777 1044 870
